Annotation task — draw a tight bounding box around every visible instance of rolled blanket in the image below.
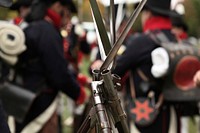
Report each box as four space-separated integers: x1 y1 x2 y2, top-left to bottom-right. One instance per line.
151 47 169 78
0 23 26 65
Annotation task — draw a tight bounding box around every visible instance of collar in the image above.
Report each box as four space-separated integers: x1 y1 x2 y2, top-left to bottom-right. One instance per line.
45 9 61 29
178 31 188 40
143 16 172 32
13 17 24 26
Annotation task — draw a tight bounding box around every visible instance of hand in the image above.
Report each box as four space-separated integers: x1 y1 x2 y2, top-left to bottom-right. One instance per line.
193 70 200 87
76 87 87 105
90 60 103 70
77 73 92 87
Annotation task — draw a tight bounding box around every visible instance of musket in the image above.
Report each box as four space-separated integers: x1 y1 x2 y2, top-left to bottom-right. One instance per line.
100 0 147 71
78 0 147 132
101 69 128 132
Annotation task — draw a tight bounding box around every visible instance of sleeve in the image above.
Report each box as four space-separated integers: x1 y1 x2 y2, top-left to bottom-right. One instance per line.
113 37 144 77
36 26 81 100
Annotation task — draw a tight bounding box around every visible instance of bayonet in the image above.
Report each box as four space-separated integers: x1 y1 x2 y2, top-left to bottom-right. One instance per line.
101 0 147 71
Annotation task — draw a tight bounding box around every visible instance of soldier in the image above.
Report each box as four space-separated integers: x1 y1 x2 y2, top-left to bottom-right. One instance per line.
112 0 181 132
60 5 91 133
0 1 15 133
13 0 87 132
9 0 32 29
171 9 199 133
171 11 189 43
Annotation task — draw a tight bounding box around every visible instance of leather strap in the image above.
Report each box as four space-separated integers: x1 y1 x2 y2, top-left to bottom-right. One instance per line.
129 72 136 99
129 69 163 109
129 69 149 99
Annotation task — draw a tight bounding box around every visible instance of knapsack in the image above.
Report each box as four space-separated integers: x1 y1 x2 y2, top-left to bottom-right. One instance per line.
0 22 36 122
150 30 200 102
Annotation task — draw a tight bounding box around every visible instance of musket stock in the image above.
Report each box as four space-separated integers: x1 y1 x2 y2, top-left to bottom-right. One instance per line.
101 69 129 133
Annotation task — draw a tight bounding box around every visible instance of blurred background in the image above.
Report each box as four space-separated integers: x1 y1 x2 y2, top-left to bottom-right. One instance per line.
1 0 200 37
1 0 200 133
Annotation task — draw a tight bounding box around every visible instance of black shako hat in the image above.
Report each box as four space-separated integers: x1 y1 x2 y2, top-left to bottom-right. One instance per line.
10 0 32 10
0 0 12 7
171 11 188 31
42 0 77 13
144 0 177 17
61 0 77 13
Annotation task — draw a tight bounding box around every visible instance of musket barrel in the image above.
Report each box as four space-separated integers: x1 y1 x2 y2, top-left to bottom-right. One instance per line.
101 69 129 133
92 69 101 81
91 81 113 133
100 0 147 70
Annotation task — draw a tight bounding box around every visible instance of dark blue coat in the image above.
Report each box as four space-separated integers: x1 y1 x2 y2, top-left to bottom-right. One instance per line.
113 30 178 133
15 20 81 131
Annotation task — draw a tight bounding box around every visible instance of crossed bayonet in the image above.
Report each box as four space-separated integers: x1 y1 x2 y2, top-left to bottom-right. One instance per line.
77 0 147 133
